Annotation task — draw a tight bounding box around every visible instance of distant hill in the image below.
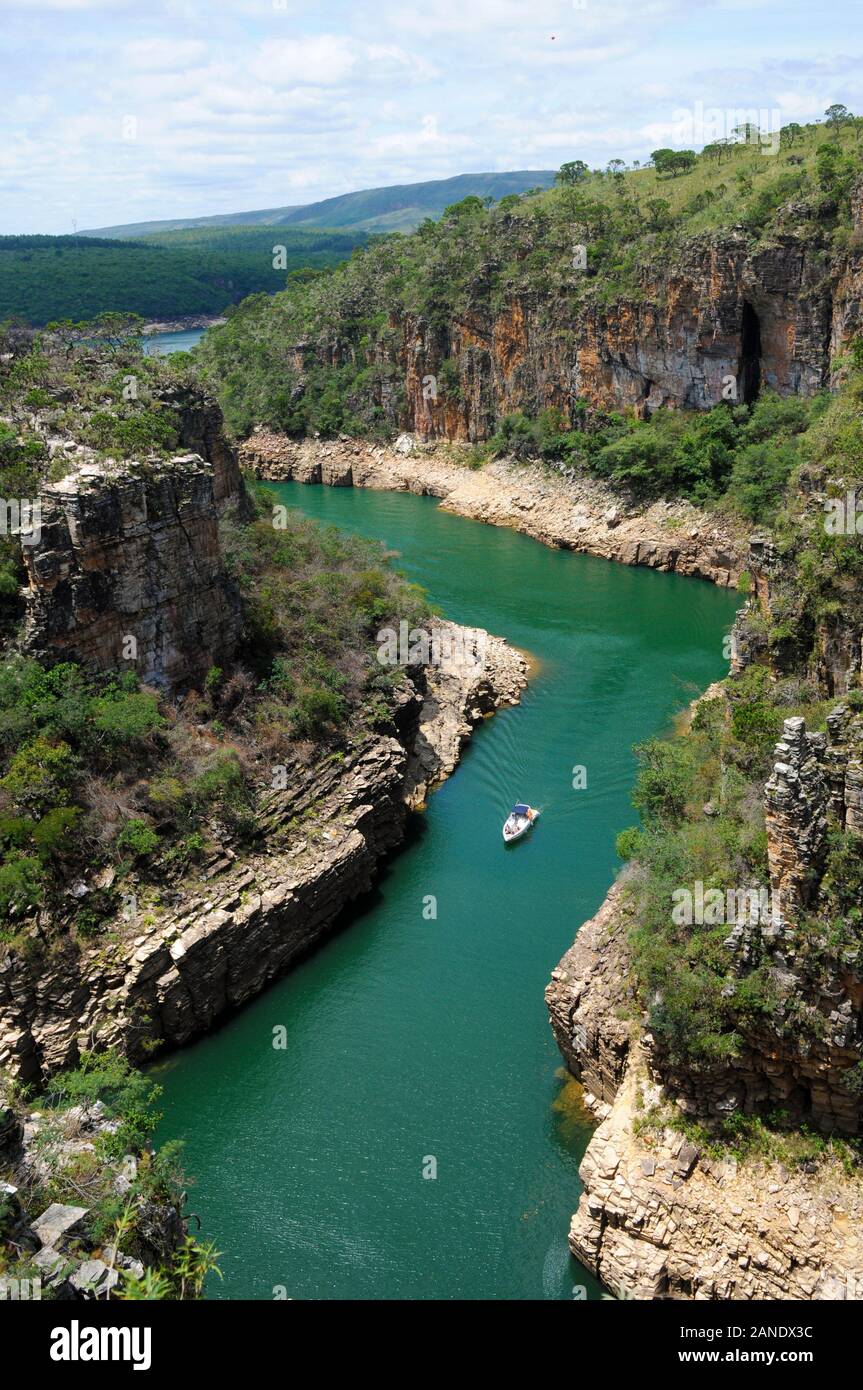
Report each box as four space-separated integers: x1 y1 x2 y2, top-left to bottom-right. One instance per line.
0 226 366 326
82 171 557 239
80 206 304 240
272 170 558 232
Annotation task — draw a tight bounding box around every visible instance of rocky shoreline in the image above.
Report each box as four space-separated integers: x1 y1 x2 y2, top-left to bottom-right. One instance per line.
141 315 225 335
241 433 748 589
0 622 526 1084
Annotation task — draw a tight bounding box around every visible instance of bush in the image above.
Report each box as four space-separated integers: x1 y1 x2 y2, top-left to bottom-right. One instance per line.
0 853 43 915
116 819 160 858
631 738 695 823
0 736 76 813
290 687 347 739
91 690 164 744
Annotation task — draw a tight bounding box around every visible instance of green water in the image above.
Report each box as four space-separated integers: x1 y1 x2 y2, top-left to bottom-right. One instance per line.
154 482 739 1300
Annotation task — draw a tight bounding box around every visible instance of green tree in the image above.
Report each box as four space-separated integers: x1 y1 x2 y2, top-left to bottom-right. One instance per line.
824 103 852 133
555 160 589 186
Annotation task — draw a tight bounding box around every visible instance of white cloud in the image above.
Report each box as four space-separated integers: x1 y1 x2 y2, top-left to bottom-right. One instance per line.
122 38 207 71
251 36 359 86
0 0 858 231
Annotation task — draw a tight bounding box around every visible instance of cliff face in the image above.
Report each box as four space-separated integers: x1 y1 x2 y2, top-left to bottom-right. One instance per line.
154 384 245 507
547 695 863 1299
22 456 243 695
569 1040 863 1301
315 221 861 441
547 867 863 1299
0 624 526 1084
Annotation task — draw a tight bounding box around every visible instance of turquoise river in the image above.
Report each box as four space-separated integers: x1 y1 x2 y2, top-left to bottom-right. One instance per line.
154 479 740 1300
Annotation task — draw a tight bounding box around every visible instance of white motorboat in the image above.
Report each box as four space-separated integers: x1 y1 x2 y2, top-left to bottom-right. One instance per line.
502 803 540 844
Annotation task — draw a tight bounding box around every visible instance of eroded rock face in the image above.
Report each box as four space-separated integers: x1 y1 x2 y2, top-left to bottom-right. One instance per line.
0 623 527 1084
548 695 863 1297
569 1050 863 1301
765 717 830 925
546 880 633 1106
21 456 242 694
154 385 244 507
290 220 862 439
548 875 863 1299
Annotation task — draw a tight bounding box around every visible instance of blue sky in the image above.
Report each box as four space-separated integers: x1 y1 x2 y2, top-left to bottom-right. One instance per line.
1 0 860 233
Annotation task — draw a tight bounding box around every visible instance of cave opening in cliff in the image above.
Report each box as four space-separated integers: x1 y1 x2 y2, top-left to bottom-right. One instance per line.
739 301 762 404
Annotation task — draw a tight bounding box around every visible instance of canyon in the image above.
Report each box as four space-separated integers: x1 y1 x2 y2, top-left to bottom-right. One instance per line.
242 432 747 588
241 427 863 1299
1 379 529 1083
0 623 526 1083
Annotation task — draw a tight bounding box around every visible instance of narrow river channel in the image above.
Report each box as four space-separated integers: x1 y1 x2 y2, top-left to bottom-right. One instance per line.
154 480 739 1300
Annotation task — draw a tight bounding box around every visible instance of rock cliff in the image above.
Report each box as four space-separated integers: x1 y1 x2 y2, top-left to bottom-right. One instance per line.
0 623 526 1083
547 697 863 1299
394 233 839 438
283 216 863 440
22 455 243 695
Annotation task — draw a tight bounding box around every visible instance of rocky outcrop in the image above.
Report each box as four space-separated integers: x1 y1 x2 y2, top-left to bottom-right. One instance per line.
243 433 747 588
154 384 244 507
546 880 633 1106
569 1046 863 1301
22 456 243 695
0 623 527 1084
731 480 863 697
764 716 830 925
548 876 863 1299
0 1080 184 1299
548 701 863 1298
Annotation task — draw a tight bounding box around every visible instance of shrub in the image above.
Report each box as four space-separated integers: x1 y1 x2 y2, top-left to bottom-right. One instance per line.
91 690 164 744
290 687 347 739
116 819 160 858
0 853 43 915
631 738 695 824
0 736 76 813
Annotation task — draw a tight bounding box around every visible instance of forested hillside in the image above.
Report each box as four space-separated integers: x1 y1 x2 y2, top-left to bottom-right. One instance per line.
0 226 367 325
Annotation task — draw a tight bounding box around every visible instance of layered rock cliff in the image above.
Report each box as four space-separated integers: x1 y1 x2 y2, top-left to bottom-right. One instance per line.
248 202 863 443
22 456 243 695
391 230 846 438
0 623 526 1083
547 692 863 1299
548 877 863 1300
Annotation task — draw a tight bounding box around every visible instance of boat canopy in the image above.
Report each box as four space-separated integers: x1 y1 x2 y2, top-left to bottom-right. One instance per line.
511 803 529 815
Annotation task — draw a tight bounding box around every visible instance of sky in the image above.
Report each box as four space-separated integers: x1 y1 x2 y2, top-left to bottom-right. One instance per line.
1 0 860 234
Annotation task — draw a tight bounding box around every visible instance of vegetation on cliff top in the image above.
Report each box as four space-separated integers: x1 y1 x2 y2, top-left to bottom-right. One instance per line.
0 331 431 942
616 366 863 1145
193 117 862 457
